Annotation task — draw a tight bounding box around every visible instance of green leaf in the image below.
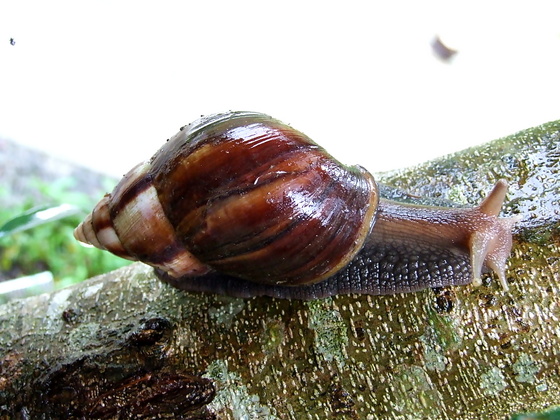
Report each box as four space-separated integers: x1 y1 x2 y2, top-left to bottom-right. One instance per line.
0 204 81 238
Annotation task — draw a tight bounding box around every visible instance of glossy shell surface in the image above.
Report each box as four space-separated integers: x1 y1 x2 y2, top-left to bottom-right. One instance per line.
75 112 379 286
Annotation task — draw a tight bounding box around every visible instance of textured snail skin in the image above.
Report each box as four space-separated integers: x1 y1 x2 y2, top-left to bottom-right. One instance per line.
156 180 515 299
75 111 516 299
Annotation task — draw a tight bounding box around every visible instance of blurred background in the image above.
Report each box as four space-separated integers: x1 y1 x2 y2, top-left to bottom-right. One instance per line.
1 1 559 299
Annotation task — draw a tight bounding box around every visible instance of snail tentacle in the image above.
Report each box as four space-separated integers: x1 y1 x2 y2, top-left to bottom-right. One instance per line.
469 180 517 290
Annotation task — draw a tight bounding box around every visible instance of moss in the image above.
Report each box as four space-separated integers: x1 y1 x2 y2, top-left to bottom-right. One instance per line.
306 298 348 366
480 366 508 396
510 406 560 420
392 365 444 417
207 297 245 328
419 326 447 372
204 359 278 419
261 318 285 356
513 353 540 384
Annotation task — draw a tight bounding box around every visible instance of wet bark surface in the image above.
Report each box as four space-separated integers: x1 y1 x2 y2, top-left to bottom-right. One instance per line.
1 120 559 419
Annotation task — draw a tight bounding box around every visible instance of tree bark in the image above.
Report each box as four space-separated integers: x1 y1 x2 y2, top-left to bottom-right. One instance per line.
1 120 559 419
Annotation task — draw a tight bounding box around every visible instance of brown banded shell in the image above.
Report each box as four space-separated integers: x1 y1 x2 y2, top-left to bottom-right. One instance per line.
74 111 379 286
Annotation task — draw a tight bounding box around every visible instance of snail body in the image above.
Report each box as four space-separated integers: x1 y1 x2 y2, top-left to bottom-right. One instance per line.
75 111 516 299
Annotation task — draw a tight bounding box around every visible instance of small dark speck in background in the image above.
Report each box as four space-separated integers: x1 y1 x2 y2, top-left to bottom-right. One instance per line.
10 38 16 46
431 35 457 61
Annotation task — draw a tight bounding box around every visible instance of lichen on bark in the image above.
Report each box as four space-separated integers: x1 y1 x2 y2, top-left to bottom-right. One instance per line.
1 120 559 419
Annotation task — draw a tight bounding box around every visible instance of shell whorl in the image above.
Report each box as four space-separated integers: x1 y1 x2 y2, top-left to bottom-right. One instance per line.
73 162 211 277
74 111 379 286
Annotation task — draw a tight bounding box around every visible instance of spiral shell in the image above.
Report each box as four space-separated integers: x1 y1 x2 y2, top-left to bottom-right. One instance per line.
75 111 379 286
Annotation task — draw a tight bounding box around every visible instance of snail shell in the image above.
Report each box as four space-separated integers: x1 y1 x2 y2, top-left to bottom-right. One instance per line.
75 111 516 299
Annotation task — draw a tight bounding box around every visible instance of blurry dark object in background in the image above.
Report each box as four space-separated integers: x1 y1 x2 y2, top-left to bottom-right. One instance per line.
10 38 16 46
431 35 457 61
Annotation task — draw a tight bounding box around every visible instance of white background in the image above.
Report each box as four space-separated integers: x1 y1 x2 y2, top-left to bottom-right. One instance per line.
1 1 559 177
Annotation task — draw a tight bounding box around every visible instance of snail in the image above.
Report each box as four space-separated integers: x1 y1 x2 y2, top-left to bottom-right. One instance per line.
74 111 516 300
